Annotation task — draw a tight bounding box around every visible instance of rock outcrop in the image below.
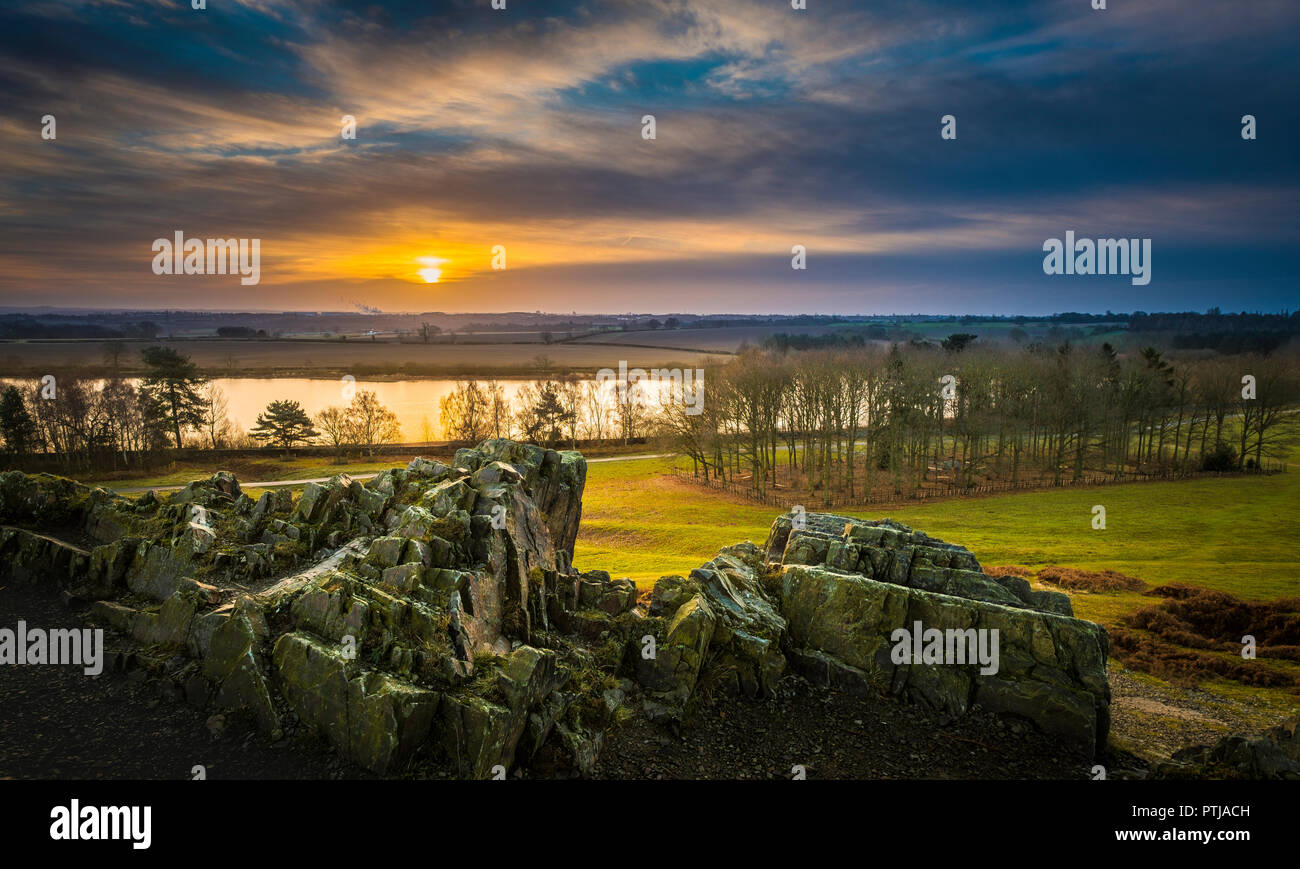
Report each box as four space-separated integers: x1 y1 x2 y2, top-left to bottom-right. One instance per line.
764 513 1110 756
0 445 1115 777
1 441 606 778
1152 715 1300 780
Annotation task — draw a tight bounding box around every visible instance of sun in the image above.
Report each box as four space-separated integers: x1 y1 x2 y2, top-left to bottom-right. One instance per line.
416 255 448 284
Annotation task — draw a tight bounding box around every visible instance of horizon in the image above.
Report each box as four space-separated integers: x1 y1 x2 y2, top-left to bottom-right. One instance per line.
3 306 1295 319
2 1 1297 314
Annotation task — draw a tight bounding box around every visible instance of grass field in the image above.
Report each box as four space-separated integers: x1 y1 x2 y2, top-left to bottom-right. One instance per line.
573 447 1300 622
573 439 1300 740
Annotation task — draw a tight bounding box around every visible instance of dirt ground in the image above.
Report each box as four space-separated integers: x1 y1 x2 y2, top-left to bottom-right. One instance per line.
0 582 372 780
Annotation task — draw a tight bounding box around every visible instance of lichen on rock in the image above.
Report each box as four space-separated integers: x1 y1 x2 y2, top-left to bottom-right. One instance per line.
1 444 1119 776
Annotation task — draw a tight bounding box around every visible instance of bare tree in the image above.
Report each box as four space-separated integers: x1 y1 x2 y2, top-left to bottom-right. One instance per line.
439 380 489 443
198 382 232 449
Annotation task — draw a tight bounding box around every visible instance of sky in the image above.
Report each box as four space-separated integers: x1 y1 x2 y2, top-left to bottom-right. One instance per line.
0 0 1296 315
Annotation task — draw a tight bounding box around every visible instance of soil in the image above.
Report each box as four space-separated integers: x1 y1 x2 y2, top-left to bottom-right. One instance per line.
0 581 371 781
1106 667 1293 764
594 677 1099 780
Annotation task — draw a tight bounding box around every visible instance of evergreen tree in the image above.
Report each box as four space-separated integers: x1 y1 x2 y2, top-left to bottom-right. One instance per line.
0 385 37 454
138 346 207 448
250 399 319 448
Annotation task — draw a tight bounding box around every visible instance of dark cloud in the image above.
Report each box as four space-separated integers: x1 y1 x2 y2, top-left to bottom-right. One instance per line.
0 0 1296 312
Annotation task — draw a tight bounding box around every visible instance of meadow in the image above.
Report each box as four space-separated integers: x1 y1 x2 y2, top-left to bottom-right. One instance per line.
572 439 1300 747
573 443 1300 614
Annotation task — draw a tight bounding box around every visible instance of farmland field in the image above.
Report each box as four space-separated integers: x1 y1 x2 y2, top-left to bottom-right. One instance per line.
568 324 855 351
0 338 729 378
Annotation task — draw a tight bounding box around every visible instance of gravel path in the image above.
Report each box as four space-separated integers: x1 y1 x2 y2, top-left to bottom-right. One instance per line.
1106 667 1292 763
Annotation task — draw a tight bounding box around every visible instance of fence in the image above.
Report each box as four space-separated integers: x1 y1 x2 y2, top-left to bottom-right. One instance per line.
671 462 1287 512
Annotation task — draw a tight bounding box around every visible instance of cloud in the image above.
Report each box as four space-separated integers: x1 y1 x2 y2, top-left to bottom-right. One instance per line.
0 0 1296 312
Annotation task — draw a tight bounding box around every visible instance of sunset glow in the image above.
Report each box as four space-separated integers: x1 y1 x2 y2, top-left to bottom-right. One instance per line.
416 255 448 285
0 1 1294 314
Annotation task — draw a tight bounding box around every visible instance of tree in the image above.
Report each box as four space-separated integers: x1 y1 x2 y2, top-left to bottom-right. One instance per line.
516 380 570 446
101 340 126 372
250 400 319 448
419 322 441 343
0 385 37 455
316 391 402 454
439 380 489 442
347 390 402 449
24 376 110 469
613 377 646 445
1237 358 1299 469
316 405 353 455
941 333 978 353
486 380 512 438
198 382 232 449
100 378 152 464
138 346 207 448
581 380 608 441
559 377 582 447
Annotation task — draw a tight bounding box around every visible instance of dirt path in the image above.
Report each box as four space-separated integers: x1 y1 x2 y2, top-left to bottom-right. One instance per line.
1106 666 1292 763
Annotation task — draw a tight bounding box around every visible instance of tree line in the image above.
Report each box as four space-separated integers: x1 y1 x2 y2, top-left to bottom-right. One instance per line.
0 346 404 470
657 338 1298 502
437 356 649 448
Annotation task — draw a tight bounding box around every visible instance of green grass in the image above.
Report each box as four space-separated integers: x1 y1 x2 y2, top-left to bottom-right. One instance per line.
575 443 1300 621
574 441 1300 726
89 456 420 490
574 456 777 584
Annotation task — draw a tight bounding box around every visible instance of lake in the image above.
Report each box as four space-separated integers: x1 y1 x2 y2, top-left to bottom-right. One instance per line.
3 374 702 442
213 377 531 441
